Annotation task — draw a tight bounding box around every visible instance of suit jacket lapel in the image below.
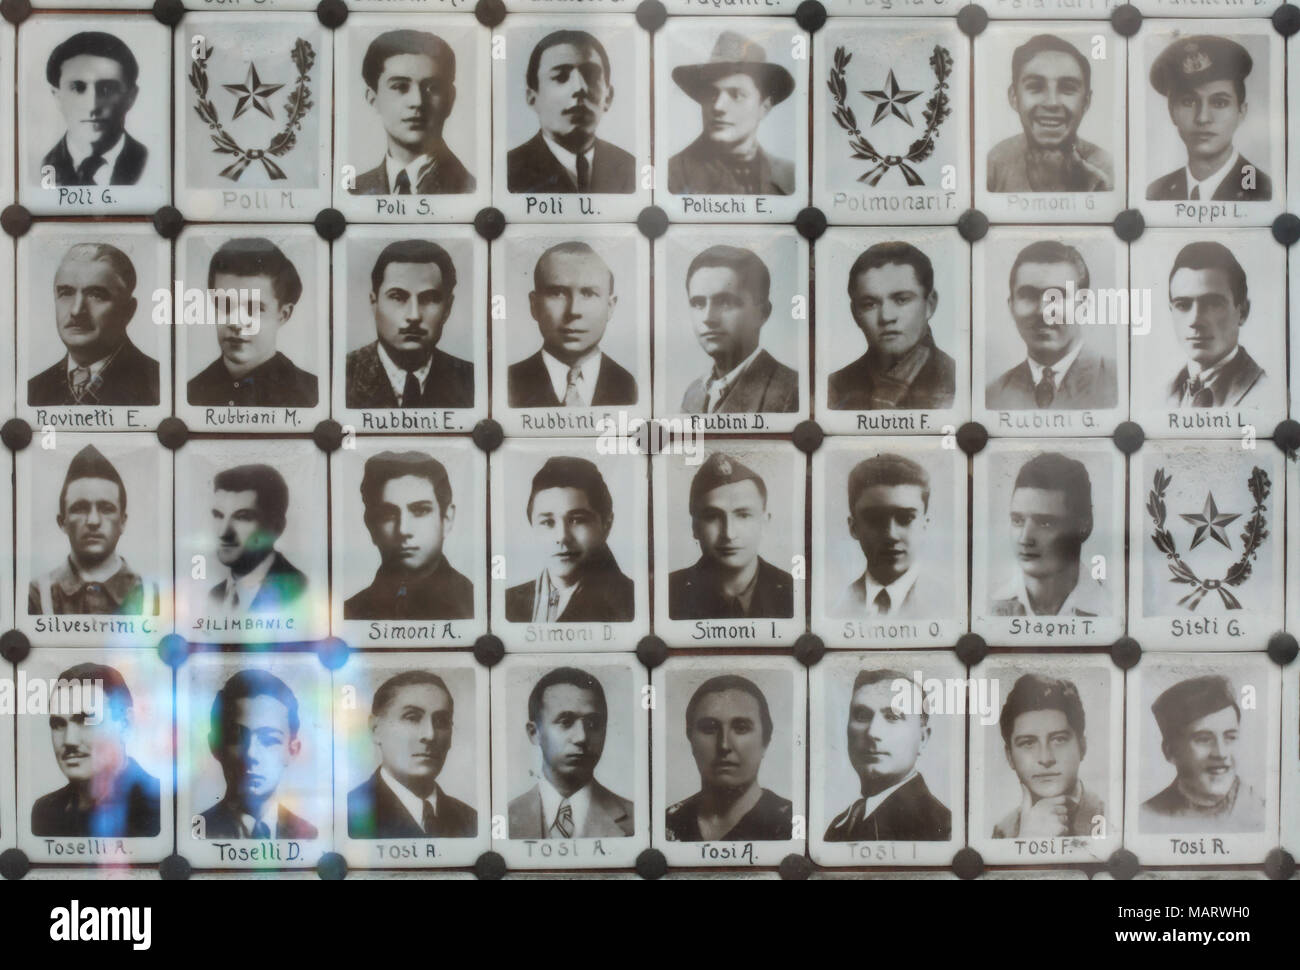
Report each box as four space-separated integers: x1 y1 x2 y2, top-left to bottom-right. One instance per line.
720 350 774 412
534 132 577 192
1060 345 1098 404
583 782 627 835
355 345 399 408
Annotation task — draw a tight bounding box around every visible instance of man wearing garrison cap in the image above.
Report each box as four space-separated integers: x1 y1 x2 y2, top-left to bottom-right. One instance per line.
1140 674 1265 832
1146 35 1272 202
29 445 159 616
668 452 793 621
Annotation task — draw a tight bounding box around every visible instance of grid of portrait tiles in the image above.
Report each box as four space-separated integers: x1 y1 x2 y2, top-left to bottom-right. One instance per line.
0 0 1298 879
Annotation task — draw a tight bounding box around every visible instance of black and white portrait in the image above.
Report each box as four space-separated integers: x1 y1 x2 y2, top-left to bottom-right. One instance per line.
335 226 484 429
17 649 172 862
811 652 964 866
19 16 169 213
175 14 332 219
332 437 485 641
973 441 1123 645
335 653 488 867
335 16 488 222
816 228 969 430
654 659 804 865
177 226 328 432
1130 440 1283 649
179 652 330 867
491 655 648 868
971 657 1122 864
175 439 329 644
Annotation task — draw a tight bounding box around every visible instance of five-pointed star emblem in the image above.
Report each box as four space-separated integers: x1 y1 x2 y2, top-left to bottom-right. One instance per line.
1179 492 1241 550
861 70 923 127
222 64 285 121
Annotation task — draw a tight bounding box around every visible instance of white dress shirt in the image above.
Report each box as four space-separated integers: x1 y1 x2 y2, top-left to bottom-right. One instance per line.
380 767 439 830
540 132 594 189
224 552 278 612
1184 344 1238 387
701 345 763 412
384 152 436 193
1185 152 1241 201
859 565 921 617
538 774 592 837
1026 337 1084 390
69 133 126 187
532 569 581 623
993 569 1108 617
541 347 602 406
376 341 434 402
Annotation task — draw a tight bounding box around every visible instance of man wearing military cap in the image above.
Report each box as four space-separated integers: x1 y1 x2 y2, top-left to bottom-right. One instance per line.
1140 674 1265 832
668 452 794 621
1146 35 1272 202
667 32 796 196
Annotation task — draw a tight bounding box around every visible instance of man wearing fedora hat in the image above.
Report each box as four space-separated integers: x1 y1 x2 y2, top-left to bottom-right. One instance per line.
668 32 796 196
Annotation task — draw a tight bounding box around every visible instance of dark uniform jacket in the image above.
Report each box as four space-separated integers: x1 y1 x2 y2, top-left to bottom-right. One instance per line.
668 556 794 621
200 799 318 840
344 557 474 621
824 774 951 842
668 136 794 195
1166 345 1265 408
31 757 161 838
985 344 1116 410
345 341 474 410
665 787 792 842
351 144 476 195
42 133 148 187
1139 776 1265 833
681 349 798 414
507 350 638 408
29 558 160 616
828 336 957 411
188 352 318 408
1146 156 1272 202
507 131 636 194
347 770 477 839
28 339 161 406
208 552 308 613
505 547 635 622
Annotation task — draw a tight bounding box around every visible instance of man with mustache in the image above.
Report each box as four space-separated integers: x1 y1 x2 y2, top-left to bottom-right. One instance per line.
508 242 637 408
41 31 147 187
666 675 792 842
201 669 318 839
505 457 635 623
985 240 1117 410
508 666 634 838
29 243 160 406
347 670 477 838
1146 36 1271 202
346 239 474 409
507 30 635 194
993 673 1106 837
31 663 160 838
208 464 308 613
1141 674 1265 832
987 34 1113 193
189 238 318 408
351 30 475 196
825 669 951 842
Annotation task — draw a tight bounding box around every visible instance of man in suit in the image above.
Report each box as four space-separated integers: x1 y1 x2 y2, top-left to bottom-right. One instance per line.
825 669 951 842
828 242 955 411
993 674 1107 838
507 30 634 194
32 663 160 838
986 34 1113 193
351 30 475 196
348 671 477 838
667 32 795 196
508 242 637 408
508 666 634 838
1140 674 1265 833
42 31 147 187
1164 241 1265 407
985 240 1117 410
201 669 318 840
189 238 318 408
29 243 160 407
665 675 792 842
29 445 159 617
505 457 634 622
834 454 946 619
990 453 1108 618
208 464 308 613
681 245 798 414
669 452 794 620
1146 36 1271 202
345 451 474 621
346 239 474 409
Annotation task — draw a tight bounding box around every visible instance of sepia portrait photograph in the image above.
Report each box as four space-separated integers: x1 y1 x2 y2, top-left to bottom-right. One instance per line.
653 657 805 867
334 225 486 431
491 654 649 869
810 651 965 867
16 647 173 863
331 436 486 644
334 652 488 868
973 439 1124 645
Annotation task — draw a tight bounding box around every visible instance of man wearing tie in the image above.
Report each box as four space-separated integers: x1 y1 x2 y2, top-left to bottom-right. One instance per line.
207 464 308 614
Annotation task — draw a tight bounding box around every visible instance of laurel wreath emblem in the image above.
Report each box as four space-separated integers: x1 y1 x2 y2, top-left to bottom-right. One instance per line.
189 39 315 182
1147 466 1270 611
827 45 952 187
